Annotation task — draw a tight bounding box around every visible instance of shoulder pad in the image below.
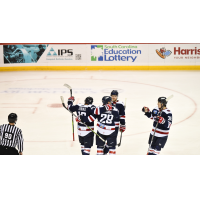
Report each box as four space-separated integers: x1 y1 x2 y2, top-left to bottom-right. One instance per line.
77 103 84 106
163 108 172 114
84 104 92 108
112 107 119 112
116 101 124 106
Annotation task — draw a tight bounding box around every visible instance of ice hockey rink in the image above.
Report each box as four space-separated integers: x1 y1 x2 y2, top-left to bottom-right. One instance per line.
0 70 199 155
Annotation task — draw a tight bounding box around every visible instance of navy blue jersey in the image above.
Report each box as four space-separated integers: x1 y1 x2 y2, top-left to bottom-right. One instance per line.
145 106 172 137
68 101 96 136
112 100 125 126
81 106 120 135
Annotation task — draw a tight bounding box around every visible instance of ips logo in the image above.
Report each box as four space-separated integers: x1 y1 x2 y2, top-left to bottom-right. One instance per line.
156 47 172 59
47 48 57 56
91 45 103 61
47 48 73 57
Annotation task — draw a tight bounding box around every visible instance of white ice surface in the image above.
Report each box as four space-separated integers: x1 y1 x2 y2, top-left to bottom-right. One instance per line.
0 70 199 155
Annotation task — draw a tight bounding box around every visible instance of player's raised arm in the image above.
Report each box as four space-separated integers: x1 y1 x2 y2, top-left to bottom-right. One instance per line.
142 106 153 119
67 96 79 112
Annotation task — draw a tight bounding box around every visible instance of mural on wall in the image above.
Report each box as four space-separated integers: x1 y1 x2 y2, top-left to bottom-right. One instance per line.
3 44 48 64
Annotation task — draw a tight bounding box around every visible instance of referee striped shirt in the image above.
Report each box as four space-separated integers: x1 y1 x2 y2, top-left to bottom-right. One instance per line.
0 124 23 152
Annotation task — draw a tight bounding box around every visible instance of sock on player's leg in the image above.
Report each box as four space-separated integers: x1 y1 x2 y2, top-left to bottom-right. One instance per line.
148 148 160 155
83 148 91 155
109 149 116 155
97 147 104 155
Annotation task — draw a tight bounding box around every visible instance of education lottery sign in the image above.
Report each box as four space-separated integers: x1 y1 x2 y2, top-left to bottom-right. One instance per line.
88 44 149 66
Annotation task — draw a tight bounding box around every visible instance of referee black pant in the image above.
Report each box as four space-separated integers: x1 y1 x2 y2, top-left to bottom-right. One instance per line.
0 145 19 155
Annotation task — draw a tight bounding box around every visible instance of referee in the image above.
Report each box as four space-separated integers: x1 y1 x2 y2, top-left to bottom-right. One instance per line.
0 113 24 155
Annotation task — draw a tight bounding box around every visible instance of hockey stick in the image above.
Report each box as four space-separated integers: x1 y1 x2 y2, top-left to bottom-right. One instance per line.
124 98 127 110
64 84 75 141
117 98 126 147
117 131 123 147
147 95 173 155
60 96 107 144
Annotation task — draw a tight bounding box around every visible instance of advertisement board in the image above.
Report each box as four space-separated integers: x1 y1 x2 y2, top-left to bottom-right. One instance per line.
1 43 200 70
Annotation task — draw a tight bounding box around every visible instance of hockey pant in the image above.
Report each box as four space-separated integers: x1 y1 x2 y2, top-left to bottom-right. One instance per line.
78 132 94 155
148 134 168 155
103 127 119 155
96 130 118 155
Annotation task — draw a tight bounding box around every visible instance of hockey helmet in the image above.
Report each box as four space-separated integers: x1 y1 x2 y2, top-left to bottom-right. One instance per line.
85 96 93 104
8 113 18 123
111 90 118 96
102 96 112 105
158 97 167 106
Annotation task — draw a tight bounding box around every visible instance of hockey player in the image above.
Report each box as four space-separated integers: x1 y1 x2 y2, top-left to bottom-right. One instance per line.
111 90 126 133
68 96 96 155
142 97 173 155
78 96 120 155
103 90 126 154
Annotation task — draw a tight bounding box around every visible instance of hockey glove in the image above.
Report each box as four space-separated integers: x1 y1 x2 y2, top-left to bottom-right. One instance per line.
142 106 150 113
155 116 165 124
68 96 75 102
75 115 83 123
104 104 112 111
120 125 126 132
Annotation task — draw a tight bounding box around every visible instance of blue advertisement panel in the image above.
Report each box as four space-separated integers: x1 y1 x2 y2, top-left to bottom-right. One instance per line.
3 44 48 64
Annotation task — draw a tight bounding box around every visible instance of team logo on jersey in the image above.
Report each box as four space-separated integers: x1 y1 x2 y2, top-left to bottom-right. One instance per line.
156 47 172 59
99 123 105 129
153 110 158 115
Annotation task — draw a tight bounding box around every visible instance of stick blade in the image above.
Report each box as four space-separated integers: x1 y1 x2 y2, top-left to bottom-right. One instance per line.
64 84 72 90
124 98 127 109
166 95 174 102
60 96 64 103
